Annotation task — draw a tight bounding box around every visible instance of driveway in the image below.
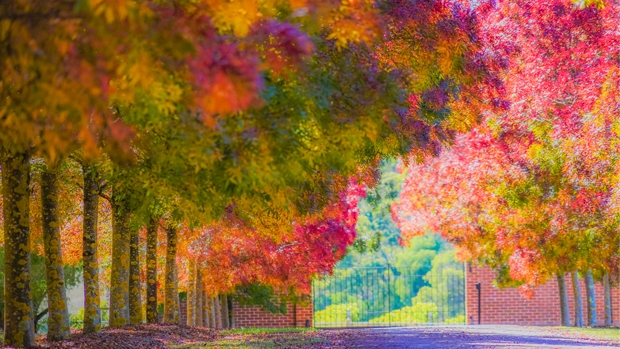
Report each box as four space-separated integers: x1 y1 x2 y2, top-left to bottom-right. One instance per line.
333 326 620 348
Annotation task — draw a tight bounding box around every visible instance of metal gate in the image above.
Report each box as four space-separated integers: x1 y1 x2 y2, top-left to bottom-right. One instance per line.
312 264 466 327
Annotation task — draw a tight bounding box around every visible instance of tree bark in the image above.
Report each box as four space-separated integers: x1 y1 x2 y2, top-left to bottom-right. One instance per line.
603 272 612 326
109 192 131 327
2 151 36 347
129 224 143 324
82 163 101 334
164 226 180 324
215 296 222 329
557 273 570 326
221 295 230 329
41 168 71 340
187 259 196 326
202 290 211 327
146 216 159 324
571 271 584 327
196 272 204 327
585 270 597 326
210 297 217 328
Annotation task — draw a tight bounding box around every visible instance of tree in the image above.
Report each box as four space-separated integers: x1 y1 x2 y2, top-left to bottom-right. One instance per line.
1 149 35 347
394 0 620 324
40 160 71 340
81 161 103 333
1 0 499 344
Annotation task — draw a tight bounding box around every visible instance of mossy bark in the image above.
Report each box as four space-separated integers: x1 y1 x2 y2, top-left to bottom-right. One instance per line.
585 270 597 326
109 192 130 327
196 272 204 327
164 226 180 324
82 164 101 334
557 273 570 326
187 259 196 326
603 272 612 326
41 168 71 340
129 224 143 324
146 216 159 324
571 271 583 327
2 151 36 347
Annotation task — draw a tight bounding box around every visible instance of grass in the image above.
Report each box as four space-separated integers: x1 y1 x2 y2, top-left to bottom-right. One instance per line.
551 326 620 343
219 327 316 335
174 328 324 349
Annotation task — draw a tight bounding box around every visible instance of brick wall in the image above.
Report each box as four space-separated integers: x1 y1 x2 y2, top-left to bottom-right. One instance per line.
466 265 620 326
176 298 313 328
232 302 313 328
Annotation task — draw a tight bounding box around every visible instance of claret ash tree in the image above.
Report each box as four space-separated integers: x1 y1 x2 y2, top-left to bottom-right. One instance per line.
394 0 620 328
1 0 505 346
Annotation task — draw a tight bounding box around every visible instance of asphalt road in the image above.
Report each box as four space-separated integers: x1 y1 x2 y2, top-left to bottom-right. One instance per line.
340 326 620 348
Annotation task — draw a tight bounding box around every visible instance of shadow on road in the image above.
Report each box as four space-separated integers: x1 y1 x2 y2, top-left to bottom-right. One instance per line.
345 325 620 348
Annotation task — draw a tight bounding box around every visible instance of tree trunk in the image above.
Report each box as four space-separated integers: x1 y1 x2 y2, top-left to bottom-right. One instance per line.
164 226 180 324
585 270 597 326
196 273 204 327
571 271 584 327
41 168 71 340
210 297 217 328
215 296 222 329
187 259 196 326
109 192 130 327
82 163 102 334
603 272 612 326
203 292 210 328
557 273 570 326
221 295 230 329
129 224 143 324
146 216 158 324
2 151 36 347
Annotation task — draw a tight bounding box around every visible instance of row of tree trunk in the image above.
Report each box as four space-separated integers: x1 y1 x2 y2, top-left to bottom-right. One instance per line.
1 152 77 347
557 270 613 327
0 150 199 347
186 259 231 328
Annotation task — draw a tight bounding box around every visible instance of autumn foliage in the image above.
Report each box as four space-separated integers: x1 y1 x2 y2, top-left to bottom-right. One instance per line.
394 0 620 326
5 0 600 346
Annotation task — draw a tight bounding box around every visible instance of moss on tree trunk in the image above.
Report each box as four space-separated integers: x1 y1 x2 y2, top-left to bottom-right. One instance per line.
129 224 143 324
110 192 130 327
82 163 102 334
146 216 159 324
41 168 71 340
2 151 36 347
164 226 180 324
